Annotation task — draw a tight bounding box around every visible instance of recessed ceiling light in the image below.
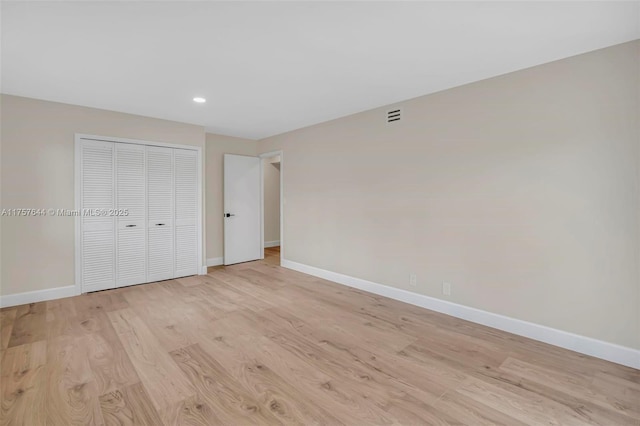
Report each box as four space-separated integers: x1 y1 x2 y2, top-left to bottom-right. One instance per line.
193 97 206 103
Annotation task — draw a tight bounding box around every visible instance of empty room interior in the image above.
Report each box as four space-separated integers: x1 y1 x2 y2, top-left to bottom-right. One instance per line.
1 1 639 425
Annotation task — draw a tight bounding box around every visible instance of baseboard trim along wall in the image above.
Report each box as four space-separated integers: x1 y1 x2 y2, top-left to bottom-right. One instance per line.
3 262 210 307
0 285 79 308
264 240 280 248
206 257 224 267
281 258 640 369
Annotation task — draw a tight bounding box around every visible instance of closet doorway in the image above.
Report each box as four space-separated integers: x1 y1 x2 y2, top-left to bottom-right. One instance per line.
74 134 203 294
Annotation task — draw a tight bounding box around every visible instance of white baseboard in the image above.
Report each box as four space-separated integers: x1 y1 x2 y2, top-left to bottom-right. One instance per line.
281 258 640 370
206 257 224 267
264 240 280 248
0 285 79 308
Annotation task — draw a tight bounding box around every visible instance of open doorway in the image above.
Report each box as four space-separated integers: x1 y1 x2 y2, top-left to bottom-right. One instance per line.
260 151 282 265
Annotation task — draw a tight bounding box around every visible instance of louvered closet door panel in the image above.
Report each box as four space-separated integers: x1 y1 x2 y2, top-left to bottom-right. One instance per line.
148 227 174 281
115 143 146 287
174 149 199 277
146 146 174 281
82 230 115 291
81 140 115 292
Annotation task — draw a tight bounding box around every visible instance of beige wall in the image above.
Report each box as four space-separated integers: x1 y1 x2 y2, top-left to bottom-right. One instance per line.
205 133 257 261
258 41 640 349
0 95 205 295
263 157 281 244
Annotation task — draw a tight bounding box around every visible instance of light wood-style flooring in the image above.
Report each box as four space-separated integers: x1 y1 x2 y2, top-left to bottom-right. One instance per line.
1 246 639 425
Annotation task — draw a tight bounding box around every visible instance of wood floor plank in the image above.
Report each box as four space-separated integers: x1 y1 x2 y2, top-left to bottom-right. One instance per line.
0 340 47 426
268 331 439 424
45 297 81 340
47 334 105 425
590 372 640 420
74 291 129 318
0 309 17 350
195 324 349 425
256 307 467 397
508 343 640 387
234 268 288 290
279 294 417 354
180 282 242 314
458 370 636 426
200 315 371 424
175 275 209 288
474 362 640 425
500 356 640 419
214 309 430 424
121 301 200 353
398 331 508 372
123 282 223 353
46 296 78 322
86 312 140 395
99 382 164 426
198 275 276 312
8 302 47 348
207 269 293 307
169 344 282 425
433 391 528 425
107 308 196 411
160 395 221 426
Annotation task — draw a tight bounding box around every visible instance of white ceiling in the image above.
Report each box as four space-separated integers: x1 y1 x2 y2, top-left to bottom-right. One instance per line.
2 2 639 140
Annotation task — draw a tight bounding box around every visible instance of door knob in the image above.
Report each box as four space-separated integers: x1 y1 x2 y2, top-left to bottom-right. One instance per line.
225 213 235 218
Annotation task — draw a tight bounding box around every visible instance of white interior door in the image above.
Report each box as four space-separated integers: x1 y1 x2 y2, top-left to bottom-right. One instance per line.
147 146 175 281
224 154 262 265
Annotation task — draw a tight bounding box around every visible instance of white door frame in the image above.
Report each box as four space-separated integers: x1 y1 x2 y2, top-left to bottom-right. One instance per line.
258 150 284 260
75 133 204 295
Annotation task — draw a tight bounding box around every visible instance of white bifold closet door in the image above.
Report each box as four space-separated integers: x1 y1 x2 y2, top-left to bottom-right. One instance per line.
146 146 175 282
116 143 147 287
78 138 200 293
174 149 199 277
80 140 116 292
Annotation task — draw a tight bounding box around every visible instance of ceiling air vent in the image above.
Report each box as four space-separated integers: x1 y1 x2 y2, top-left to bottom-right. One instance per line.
386 108 402 124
